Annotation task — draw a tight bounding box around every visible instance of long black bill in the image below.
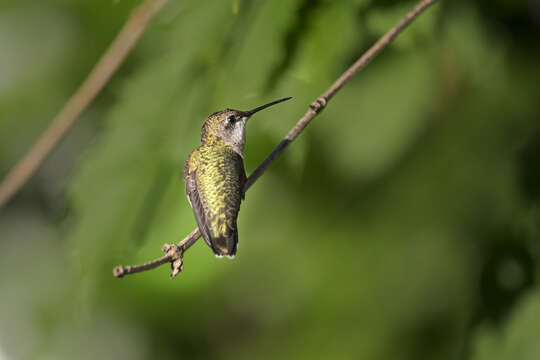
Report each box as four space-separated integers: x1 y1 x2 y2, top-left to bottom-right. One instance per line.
246 97 292 116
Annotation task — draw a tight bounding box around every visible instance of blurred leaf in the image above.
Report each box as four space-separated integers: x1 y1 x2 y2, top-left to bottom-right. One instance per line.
1 0 540 359
472 290 540 360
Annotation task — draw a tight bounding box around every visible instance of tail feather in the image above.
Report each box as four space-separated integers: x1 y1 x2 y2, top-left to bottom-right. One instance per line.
210 232 238 259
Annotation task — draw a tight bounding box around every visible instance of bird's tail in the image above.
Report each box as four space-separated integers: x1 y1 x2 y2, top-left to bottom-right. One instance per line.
210 234 238 259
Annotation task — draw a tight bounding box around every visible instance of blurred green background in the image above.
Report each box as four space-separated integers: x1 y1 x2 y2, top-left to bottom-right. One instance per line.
1 0 540 359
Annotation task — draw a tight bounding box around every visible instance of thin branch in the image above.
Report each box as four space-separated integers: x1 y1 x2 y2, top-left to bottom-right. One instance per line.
113 0 438 278
114 228 200 278
0 0 169 210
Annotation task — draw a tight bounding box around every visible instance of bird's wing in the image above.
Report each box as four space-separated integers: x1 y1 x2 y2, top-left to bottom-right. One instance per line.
183 149 213 248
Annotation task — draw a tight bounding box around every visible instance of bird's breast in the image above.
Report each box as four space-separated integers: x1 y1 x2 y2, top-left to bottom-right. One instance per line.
196 145 245 235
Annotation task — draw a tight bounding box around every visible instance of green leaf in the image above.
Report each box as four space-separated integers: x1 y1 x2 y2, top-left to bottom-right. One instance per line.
472 291 540 360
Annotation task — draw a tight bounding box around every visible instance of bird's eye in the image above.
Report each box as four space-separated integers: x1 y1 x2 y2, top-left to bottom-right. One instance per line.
227 115 236 124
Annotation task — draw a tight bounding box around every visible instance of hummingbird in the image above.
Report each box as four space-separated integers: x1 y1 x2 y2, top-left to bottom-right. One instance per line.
183 97 292 258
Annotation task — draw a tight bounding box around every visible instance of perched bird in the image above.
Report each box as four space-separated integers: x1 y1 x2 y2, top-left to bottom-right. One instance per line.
183 97 292 258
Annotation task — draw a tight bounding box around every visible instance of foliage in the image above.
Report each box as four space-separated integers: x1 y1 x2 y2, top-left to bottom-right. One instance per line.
0 0 539 359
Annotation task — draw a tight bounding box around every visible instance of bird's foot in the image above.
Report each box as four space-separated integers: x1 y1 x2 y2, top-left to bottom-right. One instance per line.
162 243 184 279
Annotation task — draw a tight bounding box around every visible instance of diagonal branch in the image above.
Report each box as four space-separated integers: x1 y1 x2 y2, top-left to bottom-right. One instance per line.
113 0 439 279
0 0 169 210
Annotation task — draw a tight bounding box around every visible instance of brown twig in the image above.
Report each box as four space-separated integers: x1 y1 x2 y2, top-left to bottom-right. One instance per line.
114 228 200 278
0 0 169 210
113 0 439 279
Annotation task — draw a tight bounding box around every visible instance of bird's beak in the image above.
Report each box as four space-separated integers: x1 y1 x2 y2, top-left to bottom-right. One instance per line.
243 97 292 121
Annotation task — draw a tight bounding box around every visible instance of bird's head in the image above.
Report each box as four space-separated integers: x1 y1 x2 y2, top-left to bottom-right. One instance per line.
201 97 291 155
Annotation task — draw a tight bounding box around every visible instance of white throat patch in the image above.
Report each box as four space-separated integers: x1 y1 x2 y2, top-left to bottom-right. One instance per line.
223 118 247 157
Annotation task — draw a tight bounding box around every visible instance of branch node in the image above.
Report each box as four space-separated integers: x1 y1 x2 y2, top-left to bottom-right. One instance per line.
309 96 328 113
162 243 184 278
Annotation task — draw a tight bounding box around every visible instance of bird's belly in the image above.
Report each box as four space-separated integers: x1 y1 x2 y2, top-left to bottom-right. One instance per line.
197 156 243 237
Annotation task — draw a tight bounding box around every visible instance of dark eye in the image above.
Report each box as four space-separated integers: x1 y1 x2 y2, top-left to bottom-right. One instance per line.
227 115 236 124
